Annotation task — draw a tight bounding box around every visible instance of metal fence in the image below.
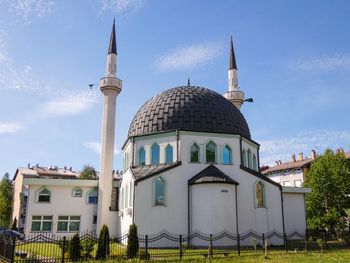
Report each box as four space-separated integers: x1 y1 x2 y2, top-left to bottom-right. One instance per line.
0 229 349 262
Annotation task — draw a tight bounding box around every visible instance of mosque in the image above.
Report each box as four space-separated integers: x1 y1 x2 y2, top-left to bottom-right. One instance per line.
12 21 310 240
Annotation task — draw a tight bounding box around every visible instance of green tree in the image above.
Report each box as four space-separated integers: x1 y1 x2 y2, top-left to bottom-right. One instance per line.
68 233 81 261
0 173 13 227
126 224 139 259
96 224 110 259
304 149 350 232
79 165 97 179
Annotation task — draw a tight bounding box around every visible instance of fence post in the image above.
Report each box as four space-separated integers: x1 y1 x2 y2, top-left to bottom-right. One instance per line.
61 236 66 263
179 234 183 260
208 234 213 259
304 229 308 252
237 234 240 256
284 233 287 253
323 231 327 251
145 235 149 260
262 233 265 254
10 236 16 263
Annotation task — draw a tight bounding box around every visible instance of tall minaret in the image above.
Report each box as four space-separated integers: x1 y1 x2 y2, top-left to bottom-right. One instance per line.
223 36 245 110
97 19 122 234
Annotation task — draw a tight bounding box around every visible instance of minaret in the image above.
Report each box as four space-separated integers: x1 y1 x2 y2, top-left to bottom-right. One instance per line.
223 36 245 110
97 19 122 234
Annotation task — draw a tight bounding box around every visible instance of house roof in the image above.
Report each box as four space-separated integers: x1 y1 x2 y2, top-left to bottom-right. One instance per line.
262 158 313 174
188 164 239 185
131 162 182 183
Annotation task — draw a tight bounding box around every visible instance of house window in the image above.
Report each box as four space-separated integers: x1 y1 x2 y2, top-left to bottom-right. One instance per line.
31 216 52 232
256 182 265 208
151 144 160 165
87 189 98 204
284 170 289 176
223 145 232 164
139 147 146 166
38 188 51 203
93 215 97 224
247 149 252 169
57 216 81 232
190 143 200 163
206 141 216 163
165 144 173 164
242 149 247 166
154 177 165 206
72 188 82 197
294 180 302 187
283 181 291 187
253 155 257 171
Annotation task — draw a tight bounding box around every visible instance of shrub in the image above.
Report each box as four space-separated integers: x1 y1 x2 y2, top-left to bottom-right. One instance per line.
81 238 96 260
96 225 110 259
126 224 139 259
68 233 81 261
139 249 150 260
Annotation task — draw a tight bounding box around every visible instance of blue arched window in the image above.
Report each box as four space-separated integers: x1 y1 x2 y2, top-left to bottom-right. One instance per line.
256 181 266 208
223 145 232 164
206 141 217 163
242 149 247 166
247 149 252 168
253 155 257 171
154 177 165 206
165 144 173 164
190 143 200 163
151 144 160 165
139 147 146 166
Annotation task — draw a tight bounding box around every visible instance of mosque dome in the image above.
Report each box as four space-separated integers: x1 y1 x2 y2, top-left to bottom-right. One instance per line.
128 86 251 139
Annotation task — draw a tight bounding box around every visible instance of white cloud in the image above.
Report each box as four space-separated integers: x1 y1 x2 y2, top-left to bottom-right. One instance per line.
155 43 222 71
1 0 56 20
0 122 23 134
39 91 99 116
259 130 350 166
84 141 121 155
100 0 143 15
297 54 350 72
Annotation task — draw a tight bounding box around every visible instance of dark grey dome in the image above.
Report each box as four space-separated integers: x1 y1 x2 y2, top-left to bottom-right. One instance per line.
128 86 251 139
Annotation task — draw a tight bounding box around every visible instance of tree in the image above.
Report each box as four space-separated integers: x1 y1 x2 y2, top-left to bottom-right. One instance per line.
79 165 97 179
126 224 139 259
96 224 110 259
304 149 350 232
68 233 81 261
0 173 13 227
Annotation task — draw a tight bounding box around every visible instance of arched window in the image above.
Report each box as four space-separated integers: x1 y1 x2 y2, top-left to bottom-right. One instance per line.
151 144 160 165
256 182 266 208
206 141 217 163
154 177 165 206
190 143 200 163
242 149 247 166
223 145 232 164
72 188 82 197
139 147 146 166
253 155 257 171
165 144 173 163
87 189 98 204
38 188 51 203
247 149 252 168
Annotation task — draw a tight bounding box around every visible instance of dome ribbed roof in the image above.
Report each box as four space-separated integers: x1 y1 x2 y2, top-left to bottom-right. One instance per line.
128 86 251 139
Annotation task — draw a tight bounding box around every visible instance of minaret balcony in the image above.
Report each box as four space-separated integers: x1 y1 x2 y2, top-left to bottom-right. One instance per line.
99 77 122 93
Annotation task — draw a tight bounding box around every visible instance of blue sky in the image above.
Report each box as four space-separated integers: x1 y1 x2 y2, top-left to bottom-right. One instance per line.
1 0 350 178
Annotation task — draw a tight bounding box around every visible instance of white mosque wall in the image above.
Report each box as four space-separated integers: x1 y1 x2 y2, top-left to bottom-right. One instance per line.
190 183 237 235
282 193 307 235
119 170 134 235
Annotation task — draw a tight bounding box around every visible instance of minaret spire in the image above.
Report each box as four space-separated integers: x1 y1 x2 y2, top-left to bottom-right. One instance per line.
97 20 122 235
229 35 237 70
108 18 117 55
224 35 245 110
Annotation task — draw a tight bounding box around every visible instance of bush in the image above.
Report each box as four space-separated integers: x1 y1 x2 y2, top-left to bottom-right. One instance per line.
126 224 139 259
81 238 96 260
68 233 81 261
96 225 110 259
139 249 150 260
